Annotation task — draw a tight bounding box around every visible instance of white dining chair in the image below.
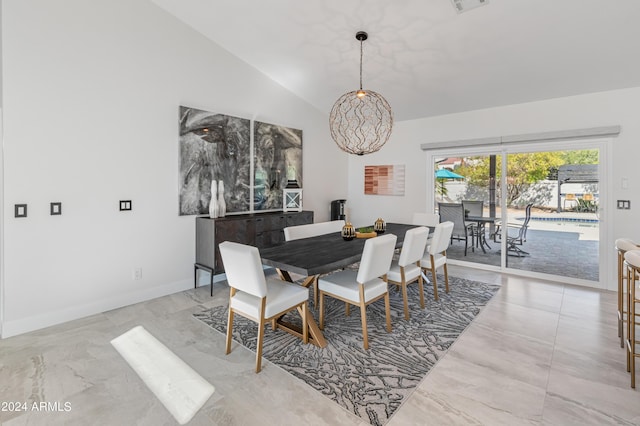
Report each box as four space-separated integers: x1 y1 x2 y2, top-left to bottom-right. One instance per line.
412 212 440 228
284 220 346 307
420 221 454 301
219 241 309 373
318 233 397 349
412 212 440 283
387 227 430 320
283 220 345 241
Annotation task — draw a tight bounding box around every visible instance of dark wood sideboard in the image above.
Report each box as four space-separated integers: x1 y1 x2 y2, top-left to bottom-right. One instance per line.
195 211 314 291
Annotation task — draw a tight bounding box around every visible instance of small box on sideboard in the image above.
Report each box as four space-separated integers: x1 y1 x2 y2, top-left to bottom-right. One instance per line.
195 210 314 294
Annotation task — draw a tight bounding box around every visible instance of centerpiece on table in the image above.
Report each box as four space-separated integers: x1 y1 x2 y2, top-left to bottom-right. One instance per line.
341 222 356 240
355 226 377 239
374 217 386 234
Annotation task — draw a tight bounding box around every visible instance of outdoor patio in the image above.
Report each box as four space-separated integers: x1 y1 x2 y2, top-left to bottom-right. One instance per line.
444 212 599 282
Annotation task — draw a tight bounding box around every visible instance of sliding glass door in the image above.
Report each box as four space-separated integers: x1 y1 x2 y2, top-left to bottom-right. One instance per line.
434 153 501 268
431 142 602 284
503 149 599 281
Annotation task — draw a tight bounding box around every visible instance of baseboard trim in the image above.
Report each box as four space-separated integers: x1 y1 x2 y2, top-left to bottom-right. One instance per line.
1 279 191 338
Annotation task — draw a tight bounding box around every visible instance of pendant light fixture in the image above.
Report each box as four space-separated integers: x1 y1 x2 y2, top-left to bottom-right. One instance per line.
329 31 393 156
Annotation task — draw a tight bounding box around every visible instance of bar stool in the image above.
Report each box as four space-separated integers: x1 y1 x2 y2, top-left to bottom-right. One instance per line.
624 249 640 388
616 238 640 348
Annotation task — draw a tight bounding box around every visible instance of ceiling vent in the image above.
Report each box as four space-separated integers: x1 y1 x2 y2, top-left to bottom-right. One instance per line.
451 0 489 13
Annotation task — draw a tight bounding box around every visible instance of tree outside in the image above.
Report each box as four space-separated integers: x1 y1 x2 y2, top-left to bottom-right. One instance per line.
436 149 598 208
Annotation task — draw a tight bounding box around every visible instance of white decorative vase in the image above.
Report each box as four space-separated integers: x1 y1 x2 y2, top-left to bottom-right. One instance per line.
217 180 227 217
209 180 219 219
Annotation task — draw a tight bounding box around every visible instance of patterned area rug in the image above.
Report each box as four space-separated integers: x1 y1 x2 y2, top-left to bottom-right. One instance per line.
194 275 499 425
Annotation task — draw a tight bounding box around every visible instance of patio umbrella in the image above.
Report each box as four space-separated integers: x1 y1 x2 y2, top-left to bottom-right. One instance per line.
435 168 464 199
435 169 464 179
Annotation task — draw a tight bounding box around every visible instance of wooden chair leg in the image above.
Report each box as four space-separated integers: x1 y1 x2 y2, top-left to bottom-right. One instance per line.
345 302 351 316
628 265 632 373
632 271 637 388
359 285 369 349
443 259 450 293
430 256 439 301
399 268 410 320
384 292 392 332
619 252 625 348
301 302 308 344
401 282 410 320
313 276 318 309
226 309 234 355
256 298 267 373
256 315 266 373
319 291 325 330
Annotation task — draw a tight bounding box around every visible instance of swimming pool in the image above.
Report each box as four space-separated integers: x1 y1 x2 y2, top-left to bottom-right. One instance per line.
520 216 599 224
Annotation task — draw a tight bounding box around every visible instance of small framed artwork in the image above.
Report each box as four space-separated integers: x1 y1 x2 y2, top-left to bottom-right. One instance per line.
364 165 405 196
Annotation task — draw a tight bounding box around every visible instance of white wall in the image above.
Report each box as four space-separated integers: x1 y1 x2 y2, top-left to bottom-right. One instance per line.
348 87 640 290
0 0 347 337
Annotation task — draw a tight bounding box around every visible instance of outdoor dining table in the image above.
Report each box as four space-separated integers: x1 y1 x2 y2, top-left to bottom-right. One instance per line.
259 222 421 348
466 215 499 253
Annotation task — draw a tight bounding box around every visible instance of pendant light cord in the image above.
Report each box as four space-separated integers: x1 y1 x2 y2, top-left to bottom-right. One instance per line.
359 39 364 91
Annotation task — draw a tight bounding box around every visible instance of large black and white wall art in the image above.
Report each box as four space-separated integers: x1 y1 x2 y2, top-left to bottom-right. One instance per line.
253 121 303 211
179 106 251 215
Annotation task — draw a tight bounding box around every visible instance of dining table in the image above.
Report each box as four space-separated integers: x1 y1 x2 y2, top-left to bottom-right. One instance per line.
465 215 499 253
259 222 422 348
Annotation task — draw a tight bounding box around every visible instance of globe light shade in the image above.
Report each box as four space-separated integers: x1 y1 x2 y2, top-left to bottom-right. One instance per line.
329 89 393 156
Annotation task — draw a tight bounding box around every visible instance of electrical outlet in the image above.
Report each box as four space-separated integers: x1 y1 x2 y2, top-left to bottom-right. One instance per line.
133 267 142 280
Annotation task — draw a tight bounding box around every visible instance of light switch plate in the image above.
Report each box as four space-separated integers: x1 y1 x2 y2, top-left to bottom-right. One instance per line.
14 204 27 218
50 202 62 215
119 200 132 211
617 200 631 209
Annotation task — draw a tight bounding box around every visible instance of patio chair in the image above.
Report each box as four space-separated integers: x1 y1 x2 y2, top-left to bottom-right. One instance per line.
493 203 532 245
563 193 578 210
499 203 533 257
462 200 484 248
438 202 474 255
577 193 596 213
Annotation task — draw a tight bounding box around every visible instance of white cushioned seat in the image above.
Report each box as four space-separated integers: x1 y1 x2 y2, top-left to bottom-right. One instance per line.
230 277 309 319
219 241 309 373
387 263 421 283
316 270 388 302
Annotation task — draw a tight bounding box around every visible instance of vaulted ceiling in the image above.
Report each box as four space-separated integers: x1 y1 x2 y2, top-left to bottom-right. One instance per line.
151 0 640 121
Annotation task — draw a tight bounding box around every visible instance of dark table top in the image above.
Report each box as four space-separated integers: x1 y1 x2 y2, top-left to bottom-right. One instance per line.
466 215 499 224
259 222 421 276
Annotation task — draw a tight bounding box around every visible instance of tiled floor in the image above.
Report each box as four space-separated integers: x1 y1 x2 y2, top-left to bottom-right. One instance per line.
1 266 638 425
